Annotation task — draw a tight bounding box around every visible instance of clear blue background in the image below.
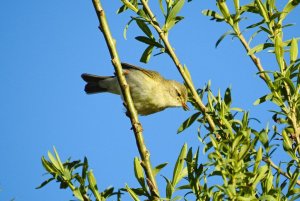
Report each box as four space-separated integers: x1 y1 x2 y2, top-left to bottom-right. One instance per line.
0 1 299 200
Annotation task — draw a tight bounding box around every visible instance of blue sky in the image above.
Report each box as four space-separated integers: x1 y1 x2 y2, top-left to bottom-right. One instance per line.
0 0 299 200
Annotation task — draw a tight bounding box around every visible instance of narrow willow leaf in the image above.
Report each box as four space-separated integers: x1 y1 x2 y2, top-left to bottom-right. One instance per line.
117 4 128 14
246 20 265 29
102 186 114 198
201 9 224 21
248 43 273 55
140 45 154 63
217 0 231 21
41 157 56 174
290 38 298 63
163 176 174 199
159 0 166 16
133 157 146 189
279 0 300 24
232 134 243 151
135 36 163 48
125 184 141 201
288 170 300 192
73 188 84 201
255 0 270 22
253 93 273 105
136 20 153 39
275 34 285 70
53 147 64 172
117 0 138 14
172 144 187 186
88 170 102 201
47 151 62 172
123 18 134 40
137 9 149 21
259 26 272 35
254 147 262 172
82 157 88 184
259 195 276 201
215 30 235 48
153 162 168 176
248 29 263 45
177 112 201 134
36 178 55 189
252 165 268 187
266 0 275 11
165 0 185 31
282 130 296 159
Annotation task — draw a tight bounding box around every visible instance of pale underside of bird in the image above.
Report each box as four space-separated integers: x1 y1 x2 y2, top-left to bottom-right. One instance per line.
81 63 188 115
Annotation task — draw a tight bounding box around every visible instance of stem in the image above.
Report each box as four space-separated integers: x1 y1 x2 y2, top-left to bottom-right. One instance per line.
263 157 300 186
140 0 216 132
234 29 272 85
91 0 159 199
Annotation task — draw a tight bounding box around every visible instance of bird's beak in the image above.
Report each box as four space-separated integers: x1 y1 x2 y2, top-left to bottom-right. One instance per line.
182 102 189 111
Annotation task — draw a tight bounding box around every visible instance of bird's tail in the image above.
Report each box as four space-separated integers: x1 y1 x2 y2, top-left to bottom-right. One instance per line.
81 73 114 94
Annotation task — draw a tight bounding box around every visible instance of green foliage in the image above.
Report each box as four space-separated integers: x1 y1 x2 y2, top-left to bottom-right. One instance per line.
39 0 300 200
38 148 118 201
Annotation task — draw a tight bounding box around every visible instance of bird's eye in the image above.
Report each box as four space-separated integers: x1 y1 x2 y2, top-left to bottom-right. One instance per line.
177 91 181 97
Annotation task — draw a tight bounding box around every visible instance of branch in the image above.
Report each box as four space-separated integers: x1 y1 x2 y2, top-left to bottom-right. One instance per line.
140 0 216 132
91 0 160 199
263 157 300 186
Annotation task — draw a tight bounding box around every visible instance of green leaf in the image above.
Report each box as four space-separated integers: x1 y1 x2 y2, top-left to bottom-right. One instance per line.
172 144 187 186
53 147 64 172
123 18 134 40
88 170 102 201
73 188 84 201
137 9 149 21
252 165 268 187
47 151 62 172
288 169 300 193
216 0 232 22
275 34 285 70
279 0 300 24
165 0 185 31
125 184 140 201
246 20 265 29
153 162 168 176
133 157 146 190
136 20 153 39
282 130 296 159
201 9 224 21
215 30 235 48
248 43 274 55
102 186 114 198
140 45 154 63
163 176 174 199
36 178 55 189
177 112 201 134
159 0 166 16
290 38 298 63
135 36 163 48
255 0 270 22
253 93 273 105
81 157 88 184
254 147 262 172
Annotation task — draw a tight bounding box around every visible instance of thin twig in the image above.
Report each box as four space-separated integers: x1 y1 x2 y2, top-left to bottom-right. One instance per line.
91 0 160 199
140 0 216 132
263 157 300 186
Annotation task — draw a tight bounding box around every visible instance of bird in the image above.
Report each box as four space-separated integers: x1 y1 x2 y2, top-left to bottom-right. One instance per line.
81 63 189 115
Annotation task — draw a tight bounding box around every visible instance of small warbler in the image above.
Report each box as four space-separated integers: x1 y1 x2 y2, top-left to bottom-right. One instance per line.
81 63 189 115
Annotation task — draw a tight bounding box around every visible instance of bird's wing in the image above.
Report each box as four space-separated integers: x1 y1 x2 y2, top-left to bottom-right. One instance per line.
121 63 162 80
